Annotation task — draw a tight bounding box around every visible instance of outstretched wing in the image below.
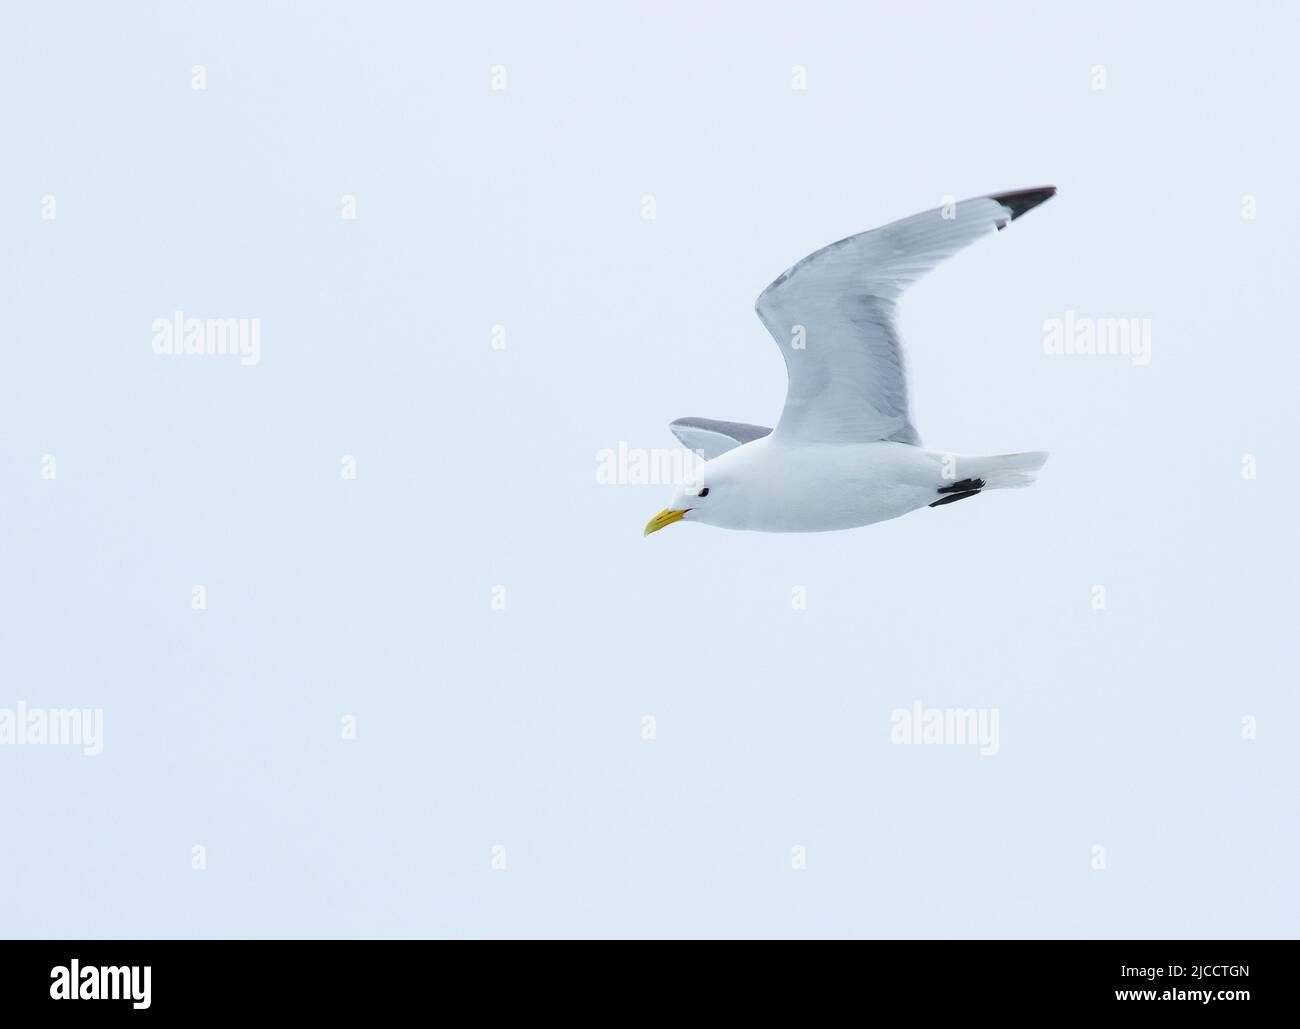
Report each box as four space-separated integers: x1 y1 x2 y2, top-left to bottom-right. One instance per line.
753 187 1056 446
669 417 772 460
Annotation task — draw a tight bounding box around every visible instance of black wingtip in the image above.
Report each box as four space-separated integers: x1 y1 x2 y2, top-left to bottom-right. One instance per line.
991 186 1057 221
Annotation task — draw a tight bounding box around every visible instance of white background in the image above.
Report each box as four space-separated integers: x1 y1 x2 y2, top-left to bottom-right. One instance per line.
1 1 1295 938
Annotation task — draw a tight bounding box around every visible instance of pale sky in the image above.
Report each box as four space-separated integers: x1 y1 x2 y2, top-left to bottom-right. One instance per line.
1 0 1296 938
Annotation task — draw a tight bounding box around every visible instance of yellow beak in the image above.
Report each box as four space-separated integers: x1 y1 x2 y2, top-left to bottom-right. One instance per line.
644 508 689 536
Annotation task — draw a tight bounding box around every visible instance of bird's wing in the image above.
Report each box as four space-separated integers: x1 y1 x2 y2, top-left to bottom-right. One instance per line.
753 187 1056 446
669 416 772 460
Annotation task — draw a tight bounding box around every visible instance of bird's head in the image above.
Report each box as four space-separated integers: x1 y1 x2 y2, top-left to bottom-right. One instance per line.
644 472 733 535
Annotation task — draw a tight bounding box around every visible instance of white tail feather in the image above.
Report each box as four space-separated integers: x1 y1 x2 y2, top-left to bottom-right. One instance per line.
961 451 1049 490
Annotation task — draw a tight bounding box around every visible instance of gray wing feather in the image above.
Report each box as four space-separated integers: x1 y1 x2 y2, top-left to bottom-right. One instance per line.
669 417 773 460
754 188 1055 446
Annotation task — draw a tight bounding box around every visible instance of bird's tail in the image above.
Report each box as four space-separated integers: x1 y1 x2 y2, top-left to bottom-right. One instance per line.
957 451 1049 490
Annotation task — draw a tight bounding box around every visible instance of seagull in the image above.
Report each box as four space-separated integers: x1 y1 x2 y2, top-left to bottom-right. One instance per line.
644 187 1055 536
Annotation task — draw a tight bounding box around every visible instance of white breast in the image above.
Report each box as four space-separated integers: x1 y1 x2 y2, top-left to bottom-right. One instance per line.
696 438 941 533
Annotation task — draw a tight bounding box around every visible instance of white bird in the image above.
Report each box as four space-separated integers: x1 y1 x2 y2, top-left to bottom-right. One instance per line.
644 187 1055 536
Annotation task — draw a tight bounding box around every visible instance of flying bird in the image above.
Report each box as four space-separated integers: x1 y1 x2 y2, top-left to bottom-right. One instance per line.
644 187 1055 536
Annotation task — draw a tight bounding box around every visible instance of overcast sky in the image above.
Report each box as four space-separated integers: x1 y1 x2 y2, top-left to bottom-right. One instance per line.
1 0 1296 938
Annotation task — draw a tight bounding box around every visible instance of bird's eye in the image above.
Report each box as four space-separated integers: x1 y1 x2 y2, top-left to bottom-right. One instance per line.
698 487 709 498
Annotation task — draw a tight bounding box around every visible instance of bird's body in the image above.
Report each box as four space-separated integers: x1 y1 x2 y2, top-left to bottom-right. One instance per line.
643 187 1057 537
690 438 936 533
671 436 1047 533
